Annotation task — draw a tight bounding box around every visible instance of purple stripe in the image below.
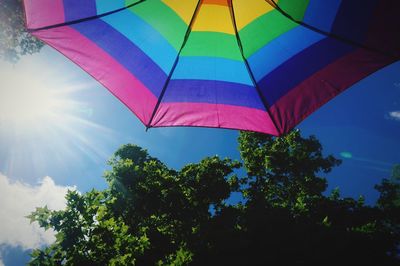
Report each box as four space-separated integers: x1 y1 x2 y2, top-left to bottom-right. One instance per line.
258 37 355 105
162 80 265 110
71 19 167 97
63 0 97 21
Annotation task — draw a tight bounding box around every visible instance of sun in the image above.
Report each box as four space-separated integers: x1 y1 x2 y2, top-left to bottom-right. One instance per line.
0 70 69 126
0 58 98 133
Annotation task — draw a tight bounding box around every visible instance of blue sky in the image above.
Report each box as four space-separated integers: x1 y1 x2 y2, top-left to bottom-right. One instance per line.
0 47 399 265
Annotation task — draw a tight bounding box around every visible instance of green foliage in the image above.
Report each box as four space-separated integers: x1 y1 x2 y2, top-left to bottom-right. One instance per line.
0 0 43 62
392 164 400 180
238 129 340 211
28 132 400 265
375 164 400 210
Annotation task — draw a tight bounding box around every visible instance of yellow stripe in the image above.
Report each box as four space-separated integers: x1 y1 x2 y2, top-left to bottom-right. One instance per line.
192 4 235 35
233 0 275 31
162 0 198 25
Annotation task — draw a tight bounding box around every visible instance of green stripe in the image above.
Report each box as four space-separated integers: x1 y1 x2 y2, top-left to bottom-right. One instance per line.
129 1 189 51
181 32 242 60
124 0 142 5
239 10 297 58
278 0 310 21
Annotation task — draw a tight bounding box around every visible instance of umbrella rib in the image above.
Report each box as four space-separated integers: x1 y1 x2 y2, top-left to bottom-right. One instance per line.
265 0 398 59
146 0 202 129
27 0 147 32
228 0 282 136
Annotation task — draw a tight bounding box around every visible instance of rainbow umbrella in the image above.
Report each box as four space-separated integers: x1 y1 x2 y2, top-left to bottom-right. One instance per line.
24 0 400 136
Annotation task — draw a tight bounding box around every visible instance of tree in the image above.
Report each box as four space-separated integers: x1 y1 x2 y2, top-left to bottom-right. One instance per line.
374 164 400 259
0 0 43 62
28 144 240 265
28 132 400 265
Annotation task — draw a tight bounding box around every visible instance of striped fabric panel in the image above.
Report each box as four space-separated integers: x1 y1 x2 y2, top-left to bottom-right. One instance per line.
156 0 271 124
26 0 198 126
70 17 167 96
270 49 396 133
150 0 276 133
259 37 355 106
231 0 399 133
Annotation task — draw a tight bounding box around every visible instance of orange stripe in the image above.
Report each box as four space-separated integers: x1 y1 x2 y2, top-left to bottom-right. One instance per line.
201 0 230 6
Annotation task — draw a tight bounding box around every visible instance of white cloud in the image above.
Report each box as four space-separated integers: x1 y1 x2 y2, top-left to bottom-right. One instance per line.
0 174 74 250
0 257 4 266
389 111 400 121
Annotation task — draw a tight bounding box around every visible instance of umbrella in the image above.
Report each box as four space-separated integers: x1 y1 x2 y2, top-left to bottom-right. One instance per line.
24 0 400 136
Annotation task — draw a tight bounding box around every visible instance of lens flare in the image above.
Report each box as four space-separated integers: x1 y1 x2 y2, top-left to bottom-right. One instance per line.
340 152 353 159
340 151 393 173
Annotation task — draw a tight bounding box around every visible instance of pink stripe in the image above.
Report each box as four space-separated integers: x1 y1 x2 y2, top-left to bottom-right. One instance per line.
33 27 157 124
23 0 65 29
271 48 395 134
151 103 279 135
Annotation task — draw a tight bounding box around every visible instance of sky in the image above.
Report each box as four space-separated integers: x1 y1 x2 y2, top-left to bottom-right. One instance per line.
0 46 399 265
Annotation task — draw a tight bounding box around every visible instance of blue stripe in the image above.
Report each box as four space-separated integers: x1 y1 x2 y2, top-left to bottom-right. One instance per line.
71 19 167 97
258 37 355 105
173 57 253 85
95 0 125 13
163 80 264 110
100 10 177 74
63 0 97 21
248 26 324 82
303 0 342 32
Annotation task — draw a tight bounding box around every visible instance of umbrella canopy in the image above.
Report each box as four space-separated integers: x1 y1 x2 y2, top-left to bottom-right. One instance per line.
24 0 400 136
